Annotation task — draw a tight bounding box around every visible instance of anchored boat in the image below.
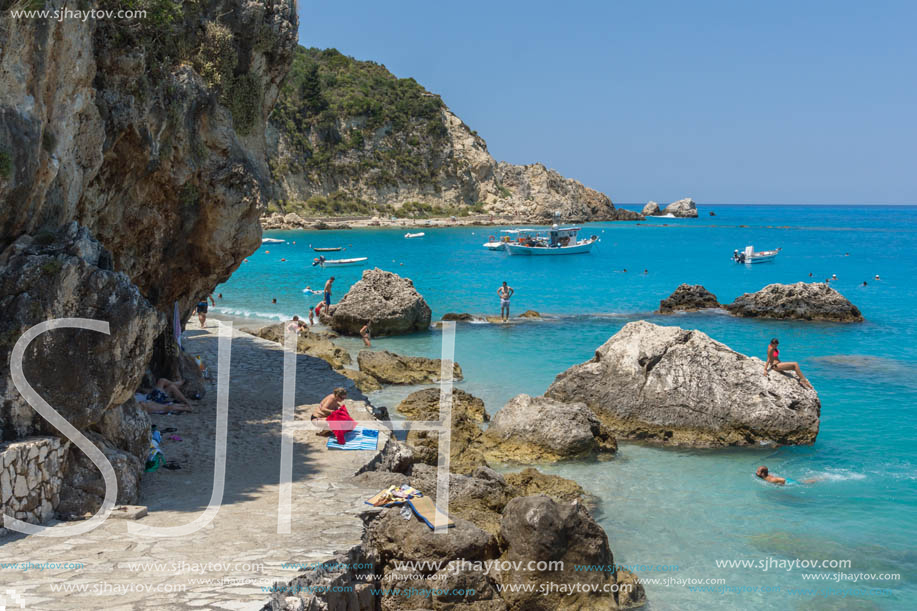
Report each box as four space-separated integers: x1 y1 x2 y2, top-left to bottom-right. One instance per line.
312 245 343 252
405 232 425 239
733 245 780 264
312 256 368 268
262 237 285 244
502 226 598 256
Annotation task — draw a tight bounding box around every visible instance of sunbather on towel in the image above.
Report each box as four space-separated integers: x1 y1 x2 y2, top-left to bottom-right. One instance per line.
138 378 193 412
312 387 347 436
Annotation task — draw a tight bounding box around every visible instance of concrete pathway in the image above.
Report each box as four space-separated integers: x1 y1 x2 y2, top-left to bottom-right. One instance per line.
0 322 384 610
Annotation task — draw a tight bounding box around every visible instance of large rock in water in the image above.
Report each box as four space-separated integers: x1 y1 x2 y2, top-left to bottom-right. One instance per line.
327 269 432 336
642 201 661 216
663 198 698 217
358 350 462 384
659 284 720 313
725 282 863 322
546 321 820 447
482 394 617 462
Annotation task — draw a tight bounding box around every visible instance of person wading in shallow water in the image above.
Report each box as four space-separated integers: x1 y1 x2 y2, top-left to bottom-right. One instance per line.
360 322 372 347
497 281 514 322
764 338 813 389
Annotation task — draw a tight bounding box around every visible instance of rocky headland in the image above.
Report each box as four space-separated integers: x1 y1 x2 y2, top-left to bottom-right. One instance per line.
546 321 821 446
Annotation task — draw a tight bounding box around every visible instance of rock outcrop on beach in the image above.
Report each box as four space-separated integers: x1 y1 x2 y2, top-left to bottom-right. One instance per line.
249 323 352 369
659 284 721 313
724 282 864 322
663 198 698 217
546 321 821 447
358 350 462 385
265 47 641 222
642 201 661 216
0 0 297 518
326 269 432 336
483 394 617 462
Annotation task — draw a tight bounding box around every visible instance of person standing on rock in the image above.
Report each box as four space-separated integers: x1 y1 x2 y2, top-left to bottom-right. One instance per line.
765 338 813 389
195 294 215 328
497 281 514 322
324 276 335 310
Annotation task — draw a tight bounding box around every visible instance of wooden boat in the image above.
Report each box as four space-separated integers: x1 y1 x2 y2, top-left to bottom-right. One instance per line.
502 226 598 256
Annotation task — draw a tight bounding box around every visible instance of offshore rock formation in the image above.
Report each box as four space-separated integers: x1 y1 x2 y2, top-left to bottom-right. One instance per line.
266 48 640 222
662 197 698 217
546 321 821 447
641 201 661 216
659 284 721 313
326 269 432 336
0 0 297 516
482 394 617 463
725 282 864 322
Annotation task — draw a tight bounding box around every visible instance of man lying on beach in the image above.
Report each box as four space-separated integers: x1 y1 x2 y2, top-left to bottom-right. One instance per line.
137 378 193 414
311 387 347 437
755 465 821 485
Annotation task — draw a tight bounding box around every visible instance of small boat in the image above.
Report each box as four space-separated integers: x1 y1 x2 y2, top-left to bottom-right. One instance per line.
320 257 368 267
483 230 521 250
733 245 780 264
405 232 425 239
262 237 285 244
312 246 343 252
502 226 598 256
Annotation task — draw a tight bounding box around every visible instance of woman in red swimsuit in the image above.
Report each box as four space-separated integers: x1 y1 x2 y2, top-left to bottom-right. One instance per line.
765 338 813 389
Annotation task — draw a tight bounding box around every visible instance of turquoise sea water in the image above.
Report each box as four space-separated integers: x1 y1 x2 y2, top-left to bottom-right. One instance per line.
217 205 917 610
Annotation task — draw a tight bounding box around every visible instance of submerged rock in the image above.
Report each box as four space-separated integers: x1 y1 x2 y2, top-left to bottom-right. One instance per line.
327 268 432 336
483 394 617 463
358 350 462 384
546 321 820 447
659 283 720 313
642 201 661 216
663 198 698 217
725 282 864 322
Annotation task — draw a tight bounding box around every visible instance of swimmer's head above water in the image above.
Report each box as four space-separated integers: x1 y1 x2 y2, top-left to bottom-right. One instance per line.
756 465 769 478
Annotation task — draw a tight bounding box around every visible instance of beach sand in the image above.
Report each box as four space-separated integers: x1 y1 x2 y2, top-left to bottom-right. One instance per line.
0 322 386 609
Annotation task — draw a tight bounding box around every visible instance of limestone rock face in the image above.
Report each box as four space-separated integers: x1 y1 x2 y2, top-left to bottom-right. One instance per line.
546 321 821 447
251 323 352 369
491 162 620 222
398 388 487 475
328 269 432 336
334 368 382 393
358 350 462 384
659 284 720 313
663 198 698 217
503 468 587 506
0 0 298 516
397 387 487 423
483 394 617 462
642 201 661 216
725 282 863 322
497 496 646 610
0 225 162 439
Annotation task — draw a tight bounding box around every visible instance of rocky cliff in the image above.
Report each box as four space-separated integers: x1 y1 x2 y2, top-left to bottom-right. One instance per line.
0 0 297 515
266 47 634 221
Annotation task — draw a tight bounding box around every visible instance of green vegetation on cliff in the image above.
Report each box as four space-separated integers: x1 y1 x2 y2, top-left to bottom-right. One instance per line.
270 47 459 214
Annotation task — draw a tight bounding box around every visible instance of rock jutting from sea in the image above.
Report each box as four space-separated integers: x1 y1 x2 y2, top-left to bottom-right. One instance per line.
323 268 432 336
724 282 864 322
546 321 821 447
642 198 698 217
658 283 721 313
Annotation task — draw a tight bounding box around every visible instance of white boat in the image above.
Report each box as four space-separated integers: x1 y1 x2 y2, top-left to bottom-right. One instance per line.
262 237 285 244
405 232 425 239
502 226 598 256
483 229 524 250
320 257 368 267
312 246 343 252
733 245 780 264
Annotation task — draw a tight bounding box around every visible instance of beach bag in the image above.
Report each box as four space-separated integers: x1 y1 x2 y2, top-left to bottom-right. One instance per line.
326 405 356 445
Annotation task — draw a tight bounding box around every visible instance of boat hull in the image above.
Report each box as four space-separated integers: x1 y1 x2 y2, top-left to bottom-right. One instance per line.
313 247 342 252
322 258 368 267
503 241 596 255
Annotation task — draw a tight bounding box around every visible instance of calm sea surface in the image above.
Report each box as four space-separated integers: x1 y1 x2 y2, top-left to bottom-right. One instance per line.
217 204 917 610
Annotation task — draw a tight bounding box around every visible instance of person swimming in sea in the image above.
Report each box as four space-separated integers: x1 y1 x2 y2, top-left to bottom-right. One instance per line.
765 338 813 389
756 466 821 485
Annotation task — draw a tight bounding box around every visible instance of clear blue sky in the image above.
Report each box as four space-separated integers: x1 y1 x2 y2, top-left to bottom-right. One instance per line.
297 1 916 204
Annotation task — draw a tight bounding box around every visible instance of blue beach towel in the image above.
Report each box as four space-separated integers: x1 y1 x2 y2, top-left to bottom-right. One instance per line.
327 427 379 451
